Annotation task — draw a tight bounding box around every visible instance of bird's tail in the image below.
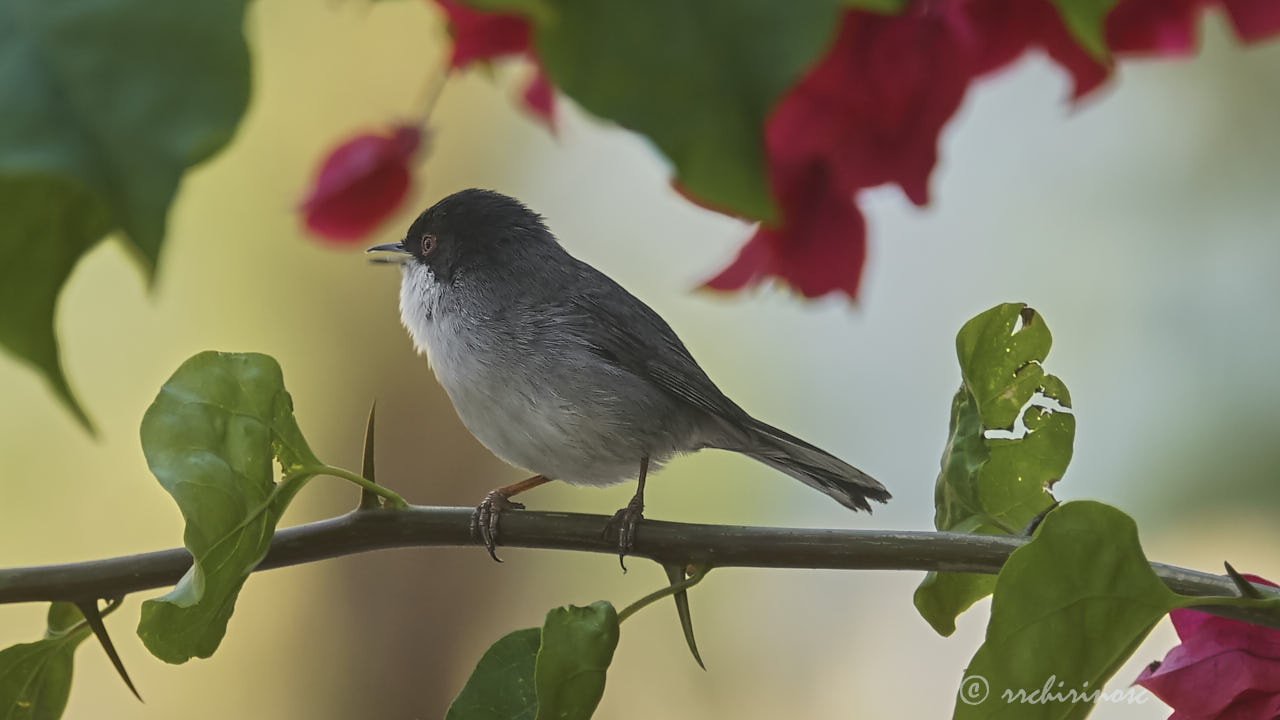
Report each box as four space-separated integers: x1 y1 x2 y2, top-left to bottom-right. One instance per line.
735 418 889 512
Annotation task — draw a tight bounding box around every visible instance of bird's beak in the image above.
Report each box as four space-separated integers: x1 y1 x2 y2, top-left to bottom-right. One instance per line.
366 242 410 255
366 241 411 264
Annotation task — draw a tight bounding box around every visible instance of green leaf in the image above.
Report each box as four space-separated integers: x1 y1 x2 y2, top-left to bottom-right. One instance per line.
1047 0 1120 61
446 628 541 720
447 602 621 720
953 502 1178 720
0 177 109 430
0 0 250 426
518 0 849 221
915 565 997 638
534 602 620 720
916 304 1074 636
136 352 321 664
0 603 104 720
41 606 83 638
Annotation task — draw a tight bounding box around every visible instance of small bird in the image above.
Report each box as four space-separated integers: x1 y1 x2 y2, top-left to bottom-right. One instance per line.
368 189 889 563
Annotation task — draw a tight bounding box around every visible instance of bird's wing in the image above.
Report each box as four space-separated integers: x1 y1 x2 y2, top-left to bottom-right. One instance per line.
564 273 747 423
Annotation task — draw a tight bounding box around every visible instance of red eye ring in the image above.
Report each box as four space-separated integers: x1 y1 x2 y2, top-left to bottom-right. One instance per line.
420 234 438 255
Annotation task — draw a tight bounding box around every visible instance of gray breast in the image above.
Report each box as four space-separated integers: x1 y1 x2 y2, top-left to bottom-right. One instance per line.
398 265 701 486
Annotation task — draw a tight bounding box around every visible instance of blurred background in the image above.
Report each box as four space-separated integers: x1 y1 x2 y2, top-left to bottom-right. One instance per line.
2 2 1279 718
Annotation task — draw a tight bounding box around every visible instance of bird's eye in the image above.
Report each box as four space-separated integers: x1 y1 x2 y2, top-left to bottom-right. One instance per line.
420 234 438 255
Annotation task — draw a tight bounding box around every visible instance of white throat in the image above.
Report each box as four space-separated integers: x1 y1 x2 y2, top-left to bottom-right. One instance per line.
398 263 444 358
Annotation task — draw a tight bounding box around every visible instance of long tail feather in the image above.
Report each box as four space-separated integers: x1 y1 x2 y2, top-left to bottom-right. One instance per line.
739 419 889 512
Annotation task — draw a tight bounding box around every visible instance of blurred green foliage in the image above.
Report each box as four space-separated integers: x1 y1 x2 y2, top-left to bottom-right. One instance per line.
0 0 249 426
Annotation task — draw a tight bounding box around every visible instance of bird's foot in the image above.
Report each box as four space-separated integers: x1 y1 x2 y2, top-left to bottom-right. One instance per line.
471 491 526 562
603 495 645 572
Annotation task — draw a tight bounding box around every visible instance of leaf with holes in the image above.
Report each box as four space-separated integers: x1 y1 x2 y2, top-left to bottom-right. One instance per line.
916 303 1074 636
136 352 322 664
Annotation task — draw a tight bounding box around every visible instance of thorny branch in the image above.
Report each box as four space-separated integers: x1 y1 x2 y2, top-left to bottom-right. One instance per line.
1 506 1276 628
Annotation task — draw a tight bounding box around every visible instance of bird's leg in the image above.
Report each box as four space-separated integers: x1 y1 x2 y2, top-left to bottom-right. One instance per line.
605 457 648 572
472 474 551 562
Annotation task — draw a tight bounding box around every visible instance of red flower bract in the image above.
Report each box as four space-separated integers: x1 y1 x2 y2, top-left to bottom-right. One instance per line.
710 5 974 297
967 0 1108 99
521 63 556 126
437 0 530 66
301 126 421 243
1136 574 1280 719
774 7 976 209
1106 0 1202 55
433 0 555 126
707 0 1280 299
706 162 868 299
1222 0 1280 42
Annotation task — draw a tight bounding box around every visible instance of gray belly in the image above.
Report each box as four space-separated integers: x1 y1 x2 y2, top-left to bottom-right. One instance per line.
422 315 700 486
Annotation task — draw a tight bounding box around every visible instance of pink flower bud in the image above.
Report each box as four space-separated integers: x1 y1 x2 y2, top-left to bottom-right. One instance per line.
301 126 422 243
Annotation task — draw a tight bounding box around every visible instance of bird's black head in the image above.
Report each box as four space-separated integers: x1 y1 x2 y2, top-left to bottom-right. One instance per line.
366 188 554 282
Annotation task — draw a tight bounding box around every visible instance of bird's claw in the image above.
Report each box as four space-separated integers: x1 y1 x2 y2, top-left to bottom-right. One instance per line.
471 491 525 562
603 495 645 572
